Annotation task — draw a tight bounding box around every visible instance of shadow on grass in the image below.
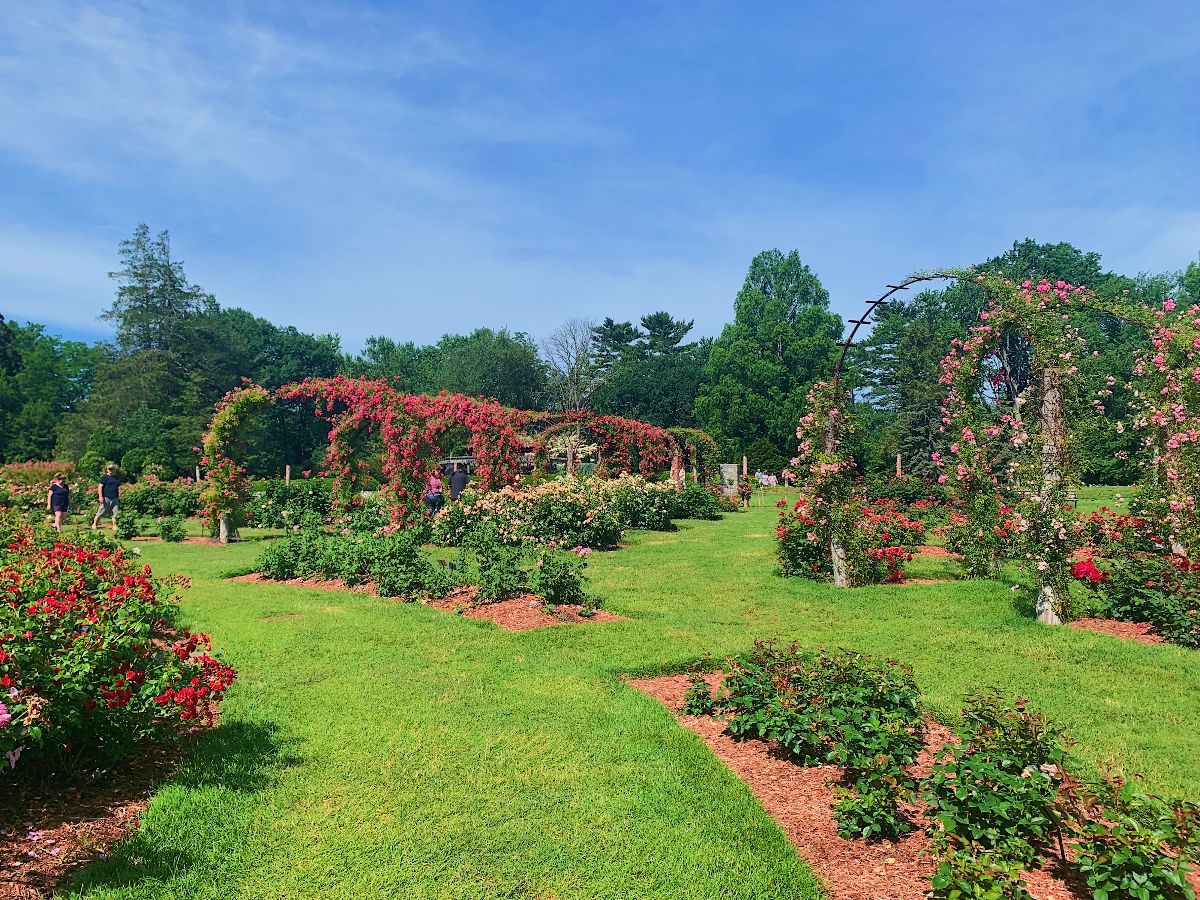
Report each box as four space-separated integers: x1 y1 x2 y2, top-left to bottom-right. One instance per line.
59 719 300 896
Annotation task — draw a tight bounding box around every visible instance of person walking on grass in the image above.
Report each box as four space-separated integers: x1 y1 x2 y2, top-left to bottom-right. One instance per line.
425 469 444 516
91 464 121 530
46 472 69 533
449 463 469 501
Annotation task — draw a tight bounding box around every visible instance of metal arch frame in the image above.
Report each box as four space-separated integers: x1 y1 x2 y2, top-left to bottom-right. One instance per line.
830 271 965 385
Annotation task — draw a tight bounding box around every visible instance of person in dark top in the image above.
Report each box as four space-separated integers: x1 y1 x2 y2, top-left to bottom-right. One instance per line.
449 463 469 501
46 473 69 533
91 464 121 530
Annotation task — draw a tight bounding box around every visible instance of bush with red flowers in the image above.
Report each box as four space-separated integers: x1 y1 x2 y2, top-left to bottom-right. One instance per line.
0 524 237 777
776 496 925 585
1075 507 1200 648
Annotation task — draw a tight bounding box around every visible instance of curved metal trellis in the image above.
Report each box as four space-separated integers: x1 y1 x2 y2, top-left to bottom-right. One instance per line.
830 271 964 385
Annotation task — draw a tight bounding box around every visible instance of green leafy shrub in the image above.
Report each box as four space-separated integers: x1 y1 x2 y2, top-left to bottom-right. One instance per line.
159 516 186 542
257 535 302 581
682 673 715 716
529 547 589 606
1068 778 1200 900
1084 552 1200 649
252 527 457 599
462 524 528 600
245 478 333 529
120 478 202 520
834 766 915 841
368 531 438 598
922 691 1065 865
670 483 724 521
927 848 1033 900
115 516 145 541
719 641 924 840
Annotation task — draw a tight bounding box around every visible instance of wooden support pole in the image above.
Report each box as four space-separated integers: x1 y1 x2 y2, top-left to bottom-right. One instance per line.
896 453 902 478
285 464 291 485
1036 367 1066 626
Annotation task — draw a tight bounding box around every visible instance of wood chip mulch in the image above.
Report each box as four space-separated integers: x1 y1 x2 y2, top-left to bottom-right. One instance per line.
1068 618 1165 646
423 586 626 631
626 673 1085 900
230 572 379 594
0 732 199 900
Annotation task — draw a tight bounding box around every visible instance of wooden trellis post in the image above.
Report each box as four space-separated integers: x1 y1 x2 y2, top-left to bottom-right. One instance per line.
1036 367 1066 625
825 413 850 589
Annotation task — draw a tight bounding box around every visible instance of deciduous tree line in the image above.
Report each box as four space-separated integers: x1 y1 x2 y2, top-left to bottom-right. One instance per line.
2 225 1197 482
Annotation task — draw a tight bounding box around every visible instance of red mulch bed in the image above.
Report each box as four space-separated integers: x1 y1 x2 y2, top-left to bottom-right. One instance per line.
230 573 379 595
424 586 626 631
0 733 200 899
627 673 1084 900
232 577 624 631
1068 618 1165 646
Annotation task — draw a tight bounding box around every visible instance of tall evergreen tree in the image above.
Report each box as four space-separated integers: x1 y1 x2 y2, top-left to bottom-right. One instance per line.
694 249 842 457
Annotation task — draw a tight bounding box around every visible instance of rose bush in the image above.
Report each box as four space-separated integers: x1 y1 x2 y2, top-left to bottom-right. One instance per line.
777 496 925 585
0 523 236 777
431 475 681 549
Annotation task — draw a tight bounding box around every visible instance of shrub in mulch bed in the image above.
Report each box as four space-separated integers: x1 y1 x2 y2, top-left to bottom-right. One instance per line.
249 523 609 627
0 519 238 897
1 527 237 780
632 642 1200 900
423 586 626 632
1074 509 1200 650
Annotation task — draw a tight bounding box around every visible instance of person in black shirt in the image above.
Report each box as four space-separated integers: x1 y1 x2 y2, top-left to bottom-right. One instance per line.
91 464 121 530
449 464 469 501
46 472 69 532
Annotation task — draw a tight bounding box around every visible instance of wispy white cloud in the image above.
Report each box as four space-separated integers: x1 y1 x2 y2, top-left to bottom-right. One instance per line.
0 0 1195 351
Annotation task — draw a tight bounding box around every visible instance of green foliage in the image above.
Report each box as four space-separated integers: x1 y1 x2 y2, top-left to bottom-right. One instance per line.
529 547 590 607
922 691 1066 865
115 516 145 541
743 437 789 475
119 478 202 519
719 641 923 840
670 483 724 521
346 329 547 410
1070 780 1200 900
462 524 528 601
246 478 333 529
682 672 716 716
1089 552 1200 649
587 314 709 428
159 516 186 543
927 848 1033 900
254 527 455 599
0 319 98 463
695 249 842 454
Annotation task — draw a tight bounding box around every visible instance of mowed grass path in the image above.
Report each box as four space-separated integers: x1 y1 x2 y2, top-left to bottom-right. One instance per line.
63 499 1200 899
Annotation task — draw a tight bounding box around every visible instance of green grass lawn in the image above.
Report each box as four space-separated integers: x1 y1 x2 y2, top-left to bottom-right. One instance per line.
59 495 1200 899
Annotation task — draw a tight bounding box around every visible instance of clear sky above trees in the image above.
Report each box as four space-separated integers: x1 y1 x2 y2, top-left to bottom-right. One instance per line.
0 1 1195 347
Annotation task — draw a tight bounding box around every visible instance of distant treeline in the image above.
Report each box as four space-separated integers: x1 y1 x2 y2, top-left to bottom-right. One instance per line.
1 224 1196 483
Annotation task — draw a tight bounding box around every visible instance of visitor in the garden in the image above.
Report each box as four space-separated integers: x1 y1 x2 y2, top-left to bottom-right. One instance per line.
46 472 69 532
449 463 469 501
425 470 444 514
91 463 121 530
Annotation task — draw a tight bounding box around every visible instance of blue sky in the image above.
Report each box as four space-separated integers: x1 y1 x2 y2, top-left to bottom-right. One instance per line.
1 0 1197 351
